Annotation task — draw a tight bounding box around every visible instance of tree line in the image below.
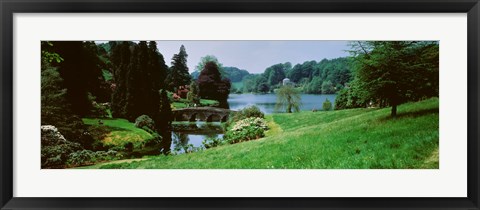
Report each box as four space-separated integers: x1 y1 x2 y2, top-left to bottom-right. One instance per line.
240 57 352 94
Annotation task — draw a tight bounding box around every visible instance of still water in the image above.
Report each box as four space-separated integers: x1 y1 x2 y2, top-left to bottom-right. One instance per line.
170 93 336 153
228 93 337 114
170 122 224 154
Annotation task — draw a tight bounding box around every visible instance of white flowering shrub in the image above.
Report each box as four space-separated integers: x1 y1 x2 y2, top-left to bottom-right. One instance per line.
224 117 269 144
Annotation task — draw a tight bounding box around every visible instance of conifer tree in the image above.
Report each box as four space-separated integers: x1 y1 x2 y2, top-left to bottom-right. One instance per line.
111 41 132 118
167 45 191 90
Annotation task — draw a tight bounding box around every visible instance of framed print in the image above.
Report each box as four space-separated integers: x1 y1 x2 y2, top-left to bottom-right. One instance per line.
1 0 479 209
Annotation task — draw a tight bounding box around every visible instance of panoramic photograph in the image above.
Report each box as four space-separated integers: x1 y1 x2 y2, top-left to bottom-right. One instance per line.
40 40 439 169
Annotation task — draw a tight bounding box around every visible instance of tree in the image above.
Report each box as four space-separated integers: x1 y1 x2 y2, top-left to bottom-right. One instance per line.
167 45 191 90
349 41 439 117
266 63 287 87
198 61 231 106
306 77 322 94
41 42 84 141
123 41 152 121
187 81 200 104
147 41 169 90
321 80 335 94
222 66 250 82
275 85 302 113
192 55 229 79
156 89 173 154
110 41 132 118
322 98 332 111
52 41 105 116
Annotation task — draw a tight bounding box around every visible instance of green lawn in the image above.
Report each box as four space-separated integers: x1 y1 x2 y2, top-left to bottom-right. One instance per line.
83 118 153 147
172 99 219 109
86 97 439 169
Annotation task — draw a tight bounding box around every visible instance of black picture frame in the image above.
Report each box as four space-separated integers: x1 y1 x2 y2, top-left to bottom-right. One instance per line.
1 0 479 209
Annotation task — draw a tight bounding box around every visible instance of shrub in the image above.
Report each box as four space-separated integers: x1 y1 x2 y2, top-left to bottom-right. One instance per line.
67 150 120 166
134 115 155 131
41 125 83 168
227 105 265 127
143 135 162 148
202 137 226 149
41 142 82 168
90 102 110 118
224 117 268 144
322 98 332 111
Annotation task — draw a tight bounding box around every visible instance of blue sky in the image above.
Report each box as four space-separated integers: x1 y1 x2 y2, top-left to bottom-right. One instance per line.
97 41 351 74
156 41 350 74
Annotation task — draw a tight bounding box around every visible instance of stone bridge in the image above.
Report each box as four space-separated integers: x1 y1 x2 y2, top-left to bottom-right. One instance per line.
172 107 235 122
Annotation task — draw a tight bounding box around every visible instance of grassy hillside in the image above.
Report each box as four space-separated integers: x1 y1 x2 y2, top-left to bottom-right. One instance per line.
83 118 153 148
87 98 439 169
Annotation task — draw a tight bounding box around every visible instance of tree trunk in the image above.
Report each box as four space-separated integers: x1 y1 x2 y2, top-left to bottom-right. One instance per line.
391 104 397 118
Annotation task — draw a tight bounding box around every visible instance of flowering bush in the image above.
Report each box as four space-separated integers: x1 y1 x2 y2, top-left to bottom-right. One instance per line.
224 117 269 144
231 117 268 131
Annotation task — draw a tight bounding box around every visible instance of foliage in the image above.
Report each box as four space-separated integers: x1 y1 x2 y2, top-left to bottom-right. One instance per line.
348 41 439 117
167 45 191 90
187 81 200 105
157 89 173 154
41 125 83 168
322 98 332 111
67 150 120 166
202 137 226 149
224 117 268 144
110 41 168 121
239 58 350 94
50 41 111 115
321 80 335 94
275 85 302 113
41 63 85 141
134 115 156 131
222 66 250 82
193 55 225 78
197 61 231 105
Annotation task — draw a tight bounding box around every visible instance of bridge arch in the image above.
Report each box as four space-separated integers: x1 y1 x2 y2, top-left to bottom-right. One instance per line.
172 107 235 122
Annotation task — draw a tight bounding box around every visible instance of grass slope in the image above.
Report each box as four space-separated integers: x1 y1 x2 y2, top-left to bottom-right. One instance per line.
83 118 153 147
89 98 439 169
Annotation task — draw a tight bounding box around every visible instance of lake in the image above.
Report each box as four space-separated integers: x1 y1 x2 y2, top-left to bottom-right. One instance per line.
169 93 336 153
228 93 337 114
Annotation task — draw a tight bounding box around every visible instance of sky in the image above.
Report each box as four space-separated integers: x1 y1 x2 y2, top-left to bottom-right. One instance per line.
157 41 350 74
97 41 351 74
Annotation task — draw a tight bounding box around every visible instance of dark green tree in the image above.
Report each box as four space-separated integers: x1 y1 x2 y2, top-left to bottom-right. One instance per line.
193 55 226 78
197 61 231 107
111 41 132 118
167 45 191 90
349 41 439 117
41 42 84 141
147 41 168 90
124 41 150 121
156 89 173 154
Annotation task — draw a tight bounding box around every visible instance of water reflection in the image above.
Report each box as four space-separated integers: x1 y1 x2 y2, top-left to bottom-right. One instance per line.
228 93 337 114
171 122 224 154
